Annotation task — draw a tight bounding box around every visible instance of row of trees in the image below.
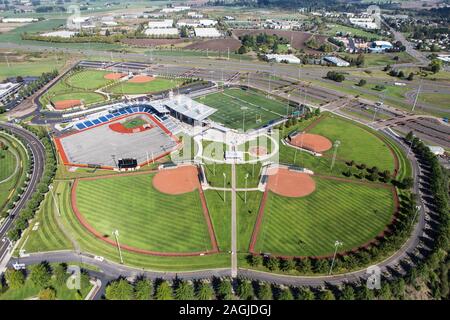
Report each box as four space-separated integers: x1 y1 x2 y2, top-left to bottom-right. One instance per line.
104 274 416 300
1 262 90 300
6 124 57 241
17 70 59 100
238 33 290 55
326 71 345 82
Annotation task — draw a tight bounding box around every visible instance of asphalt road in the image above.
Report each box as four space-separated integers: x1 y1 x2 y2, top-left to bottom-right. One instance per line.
0 123 46 268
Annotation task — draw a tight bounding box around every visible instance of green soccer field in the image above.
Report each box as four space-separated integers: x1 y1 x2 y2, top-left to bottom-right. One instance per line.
196 88 288 130
74 174 213 253
107 77 182 95
254 177 395 257
308 115 396 172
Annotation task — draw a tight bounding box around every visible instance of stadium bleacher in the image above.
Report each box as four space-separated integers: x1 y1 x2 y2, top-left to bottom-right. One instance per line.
74 103 181 134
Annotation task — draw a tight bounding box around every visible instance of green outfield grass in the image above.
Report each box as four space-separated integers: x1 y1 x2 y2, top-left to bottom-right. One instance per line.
254 177 395 256
122 117 148 129
196 88 288 130
107 77 182 95
308 114 396 172
75 173 212 253
65 69 112 90
39 74 107 107
16 181 229 271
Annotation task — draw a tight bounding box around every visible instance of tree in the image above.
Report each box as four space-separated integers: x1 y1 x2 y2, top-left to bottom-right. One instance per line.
265 256 279 271
405 131 414 142
340 285 355 300
319 289 336 300
402 177 414 189
429 59 442 74
134 278 152 300
30 263 51 289
217 279 233 300
277 287 293 300
38 287 56 300
155 281 173 300
174 281 195 300
105 279 134 300
378 282 393 300
53 263 67 287
236 280 254 300
4 269 25 289
297 287 315 300
357 79 367 87
196 281 214 300
257 282 273 300
280 258 295 272
407 72 414 81
249 254 262 267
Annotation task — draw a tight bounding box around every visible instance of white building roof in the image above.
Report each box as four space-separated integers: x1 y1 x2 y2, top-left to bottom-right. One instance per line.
0 82 20 98
194 27 222 38
437 55 450 63
373 41 393 47
199 19 217 26
163 95 216 122
1 17 37 23
324 56 350 67
40 30 77 38
72 16 91 23
265 54 301 64
147 19 173 29
428 146 445 156
144 28 178 36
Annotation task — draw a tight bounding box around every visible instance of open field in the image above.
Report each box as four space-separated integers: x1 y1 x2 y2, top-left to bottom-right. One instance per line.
307 115 396 172
0 148 16 182
254 177 395 257
107 77 182 95
74 173 212 253
196 88 288 130
340 52 416 67
324 23 384 40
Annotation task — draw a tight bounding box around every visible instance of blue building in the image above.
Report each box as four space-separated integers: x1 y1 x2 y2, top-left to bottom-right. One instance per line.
369 41 393 53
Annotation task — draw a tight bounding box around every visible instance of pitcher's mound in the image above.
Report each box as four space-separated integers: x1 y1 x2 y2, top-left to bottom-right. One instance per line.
128 75 155 83
153 166 199 195
290 133 332 153
53 99 81 110
267 167 316 197
104 73 126 80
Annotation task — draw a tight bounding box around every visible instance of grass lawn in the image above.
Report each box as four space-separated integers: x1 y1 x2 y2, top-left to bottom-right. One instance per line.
206 190 231 252
324 23 384 40
0 270 92 300
237 191 261 252
0 133 28 216
0 148 17 181
122 117 148 129
65 69 112 90
308 114 396 172
254 177 395 256
75 173 212 253
50 92 105 105
340 52 416 67
107 77 182 95
196 88 288 130
418 93 449 109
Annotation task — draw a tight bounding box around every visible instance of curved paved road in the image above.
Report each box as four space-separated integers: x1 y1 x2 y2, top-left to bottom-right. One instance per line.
0 123 46 269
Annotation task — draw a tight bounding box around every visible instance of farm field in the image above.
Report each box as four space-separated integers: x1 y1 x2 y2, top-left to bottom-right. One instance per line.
107 77 182 95
307 114 396 172
74 173 212 253
196 88 288 130
324 23 384 40
254 177 395 257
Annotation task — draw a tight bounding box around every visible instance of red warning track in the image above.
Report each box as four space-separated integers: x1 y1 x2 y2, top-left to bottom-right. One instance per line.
53 99 81 110
289 133 332 153
70 168 219 256
108 122 154 134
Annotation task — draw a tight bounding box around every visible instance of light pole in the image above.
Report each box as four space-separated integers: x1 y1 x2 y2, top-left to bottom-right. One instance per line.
49 184 61 217
330 140 341 171
241 106 248 132
112 229 124 264
329 240 343 275
411 205 421 228
244 173 249 203
223 172 227 203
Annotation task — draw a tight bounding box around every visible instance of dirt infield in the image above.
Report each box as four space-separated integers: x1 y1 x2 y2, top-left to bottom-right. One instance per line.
128 75 155 83
104 73 126 80
53 99 82 110
290 133 332 153
267 167 316 197
153 165 199 195
249 146 267 157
